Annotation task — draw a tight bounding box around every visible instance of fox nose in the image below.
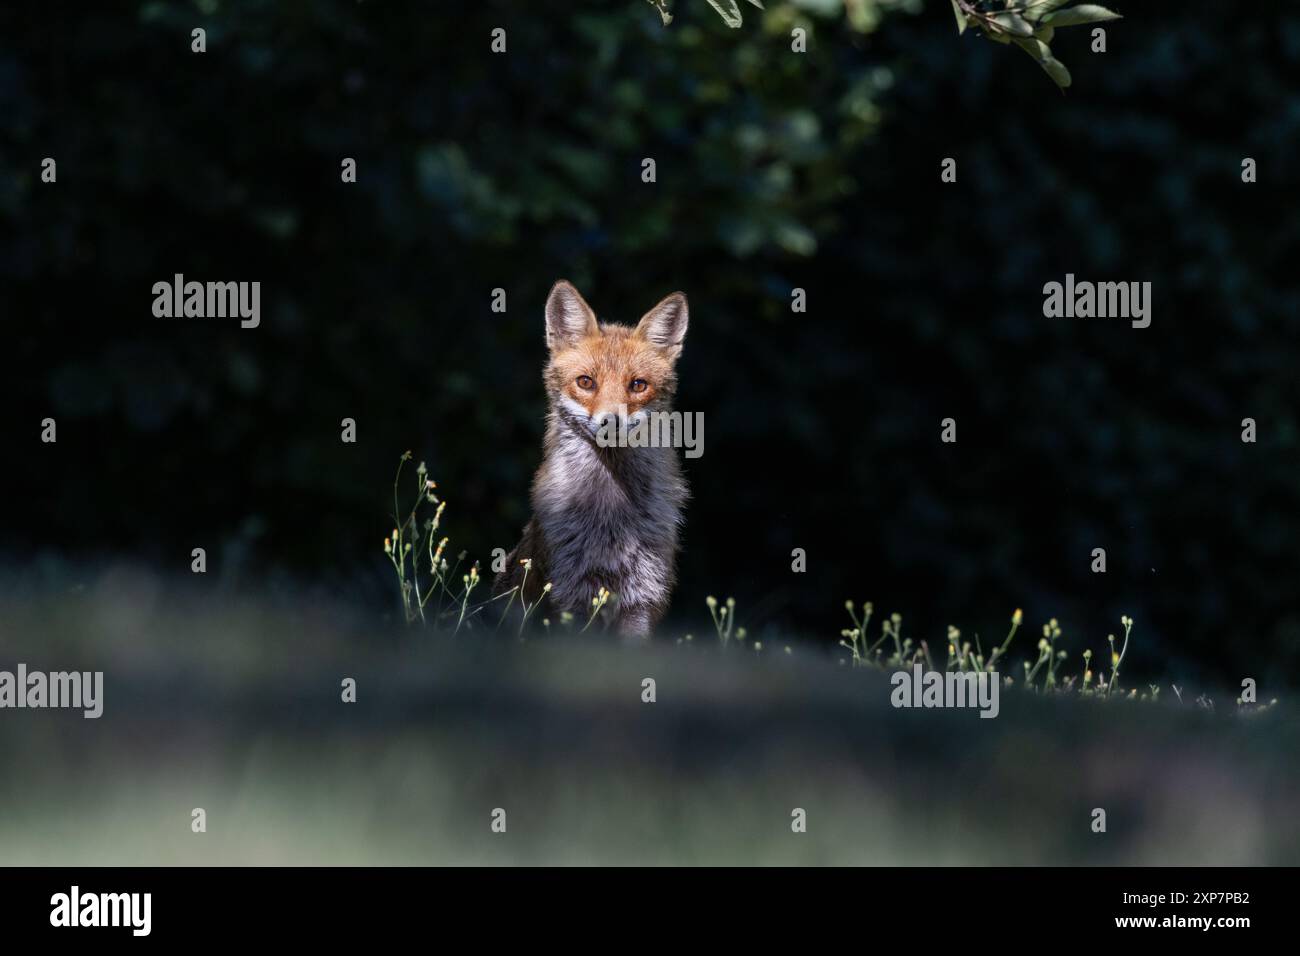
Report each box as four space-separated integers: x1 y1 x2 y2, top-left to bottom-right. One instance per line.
593 410 620 431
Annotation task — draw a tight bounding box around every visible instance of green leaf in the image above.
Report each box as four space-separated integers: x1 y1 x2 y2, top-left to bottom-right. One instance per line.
950 0 968 35
1043 57 1072 89
991 11 1035 37
706 0 743 28
1033 24 1055 43
1042 5 1123 27
744 0 765 8
1013 36 1051 62
645 0 673 26
1021 0 1071 22
1013 36 1072 90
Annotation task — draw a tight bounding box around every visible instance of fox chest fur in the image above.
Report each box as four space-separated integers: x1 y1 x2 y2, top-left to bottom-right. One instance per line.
495 280 690 637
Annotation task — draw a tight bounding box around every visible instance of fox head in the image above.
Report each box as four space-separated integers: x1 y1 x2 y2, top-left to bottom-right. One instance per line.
542 280 688 442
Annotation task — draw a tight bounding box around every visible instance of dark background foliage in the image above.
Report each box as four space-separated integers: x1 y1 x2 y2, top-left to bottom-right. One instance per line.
2 0 1297 688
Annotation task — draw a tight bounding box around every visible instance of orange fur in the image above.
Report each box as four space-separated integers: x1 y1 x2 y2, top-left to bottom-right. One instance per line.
547 326 673 418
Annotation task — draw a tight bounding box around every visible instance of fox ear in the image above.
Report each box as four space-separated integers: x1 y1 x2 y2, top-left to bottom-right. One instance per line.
545 280 599 351
635 292 688 360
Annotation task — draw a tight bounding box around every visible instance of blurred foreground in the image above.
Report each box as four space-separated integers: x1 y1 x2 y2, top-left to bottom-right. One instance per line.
1 565 1296 865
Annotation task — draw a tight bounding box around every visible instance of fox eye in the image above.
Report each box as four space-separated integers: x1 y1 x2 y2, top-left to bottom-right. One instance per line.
576 375 595 390
629 379 648 394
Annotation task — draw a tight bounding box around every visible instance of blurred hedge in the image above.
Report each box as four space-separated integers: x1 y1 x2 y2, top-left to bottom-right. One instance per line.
2 0 1297 686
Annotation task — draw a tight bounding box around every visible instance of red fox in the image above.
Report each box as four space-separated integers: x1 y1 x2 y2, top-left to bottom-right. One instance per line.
495 280 690 638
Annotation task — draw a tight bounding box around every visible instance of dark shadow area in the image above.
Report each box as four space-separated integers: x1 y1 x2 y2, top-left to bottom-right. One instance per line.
2 0 1297 693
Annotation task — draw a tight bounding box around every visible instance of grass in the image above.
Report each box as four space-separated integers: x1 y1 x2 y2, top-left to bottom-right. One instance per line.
384 451 618 636
0 456 1285 867
385 453 1278 714
2 577 1295 865
836 603 1142 698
